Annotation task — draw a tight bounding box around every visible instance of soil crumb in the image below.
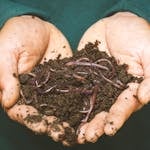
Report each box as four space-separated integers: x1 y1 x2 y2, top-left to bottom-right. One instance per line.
18 41 142 144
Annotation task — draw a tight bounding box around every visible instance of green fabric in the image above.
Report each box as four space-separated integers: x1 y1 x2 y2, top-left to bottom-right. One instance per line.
103 0 150 21
0 0 150 150
0 0 150 49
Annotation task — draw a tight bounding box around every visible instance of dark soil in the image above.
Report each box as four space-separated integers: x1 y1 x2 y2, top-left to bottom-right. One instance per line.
18 41 142 144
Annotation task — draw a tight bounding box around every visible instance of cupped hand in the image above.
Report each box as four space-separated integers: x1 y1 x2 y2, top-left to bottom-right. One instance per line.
0 15 74 145
77 12 150 143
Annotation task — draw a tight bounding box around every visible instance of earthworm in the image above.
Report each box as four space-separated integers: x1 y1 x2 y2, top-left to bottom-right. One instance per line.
20 90 33 104
69 58 123 89
80 85 99 123
56 88 93 95
99 71 125 89
73 73 86 82
65 61 109 71
76 85 99 135
42 85 57 93
95 58 115 77
35 72 50 88
76 57 90 62
76 71 89 75
28 72 36 77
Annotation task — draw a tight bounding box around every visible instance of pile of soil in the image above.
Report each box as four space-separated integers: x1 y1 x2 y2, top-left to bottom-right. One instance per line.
18 41 142 144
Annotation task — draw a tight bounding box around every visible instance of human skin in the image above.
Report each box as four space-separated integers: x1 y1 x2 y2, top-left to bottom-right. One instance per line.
0 15 73 108
0 12 150 145
0 15 73 145
77 12 150 143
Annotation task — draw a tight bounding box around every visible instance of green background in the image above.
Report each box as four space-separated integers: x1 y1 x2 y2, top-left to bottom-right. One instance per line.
0 0 150 149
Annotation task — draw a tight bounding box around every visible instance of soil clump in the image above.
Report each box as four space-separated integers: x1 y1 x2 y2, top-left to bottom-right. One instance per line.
18 41 142 144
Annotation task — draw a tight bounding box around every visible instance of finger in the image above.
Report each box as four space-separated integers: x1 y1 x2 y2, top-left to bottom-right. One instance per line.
7 104 47 134
77 19 110 55
77 123 89 144
138 63 150 104
84 111 107 143
104 83 143 136
1 74 20 108
40 22 73 63
44 116 65 142
138 78 150 104
0 54 20 108
8 104 71 143
61 122 76 146
44 116 76 146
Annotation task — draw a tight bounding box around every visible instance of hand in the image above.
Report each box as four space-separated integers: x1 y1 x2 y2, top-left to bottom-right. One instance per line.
77 12 150 143
0 15 74 145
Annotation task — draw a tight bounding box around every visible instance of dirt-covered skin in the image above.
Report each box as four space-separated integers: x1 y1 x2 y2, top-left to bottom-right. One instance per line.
18 42 142 145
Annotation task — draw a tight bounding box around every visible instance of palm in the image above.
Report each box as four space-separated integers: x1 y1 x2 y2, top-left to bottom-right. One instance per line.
77 12 150 143
0 15 73 146
0 15 72 108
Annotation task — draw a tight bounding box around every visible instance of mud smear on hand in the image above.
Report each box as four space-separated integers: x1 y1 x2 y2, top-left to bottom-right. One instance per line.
18 41 142 144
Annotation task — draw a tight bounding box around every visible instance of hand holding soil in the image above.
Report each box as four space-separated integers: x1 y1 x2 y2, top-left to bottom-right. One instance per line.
15 41 142 146
1 12 150 147
77 12 150 143
0 15 73 146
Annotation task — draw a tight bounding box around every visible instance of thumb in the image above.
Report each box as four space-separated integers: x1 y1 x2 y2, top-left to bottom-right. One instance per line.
0 54 20 108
